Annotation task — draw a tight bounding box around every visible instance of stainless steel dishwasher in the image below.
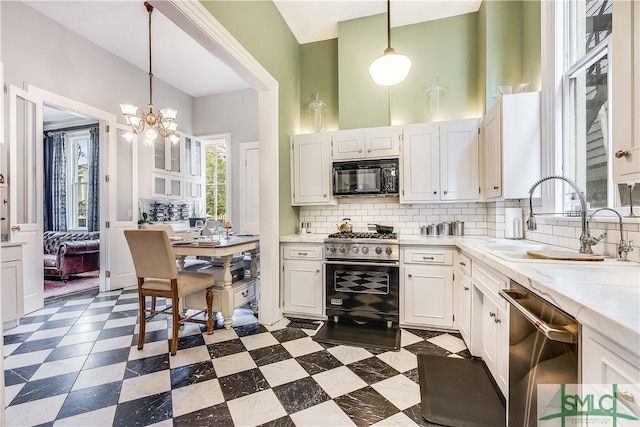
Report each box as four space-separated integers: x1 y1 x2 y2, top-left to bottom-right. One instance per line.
500 281 580 427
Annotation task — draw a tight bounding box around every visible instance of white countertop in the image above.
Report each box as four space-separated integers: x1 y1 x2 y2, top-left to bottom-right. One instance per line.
280 233 640 355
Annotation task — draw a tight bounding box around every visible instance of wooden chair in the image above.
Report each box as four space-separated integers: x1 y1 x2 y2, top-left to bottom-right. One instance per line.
124 229 215 356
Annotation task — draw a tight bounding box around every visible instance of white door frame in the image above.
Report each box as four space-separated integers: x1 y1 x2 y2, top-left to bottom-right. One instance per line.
159 1 282 326
238 141 260 234
27 85 121 293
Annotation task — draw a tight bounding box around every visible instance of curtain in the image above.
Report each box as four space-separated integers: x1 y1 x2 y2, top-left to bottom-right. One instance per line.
51 131 67 231
43 133 54 231
87 127 99 232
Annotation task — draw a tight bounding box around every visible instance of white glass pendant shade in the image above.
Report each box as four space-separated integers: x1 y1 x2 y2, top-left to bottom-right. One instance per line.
369 49 412 86
142 138 155 147
168 134 181 146
163 121 178 132
160 108 178 121
128 116 143 127
145 127 158 141
122 131 135 143
119 104 138 116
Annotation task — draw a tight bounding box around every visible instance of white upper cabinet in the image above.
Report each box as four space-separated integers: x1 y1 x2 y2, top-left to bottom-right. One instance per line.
183 135 203 178
291 133 335 206
401 123 440 203
332 127 401 160
153 137 181 174
401 119 480 203
482 92 541 199
612 0 640 183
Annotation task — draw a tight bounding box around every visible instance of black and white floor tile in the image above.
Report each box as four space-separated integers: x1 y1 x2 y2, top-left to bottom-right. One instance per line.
3 288 469 426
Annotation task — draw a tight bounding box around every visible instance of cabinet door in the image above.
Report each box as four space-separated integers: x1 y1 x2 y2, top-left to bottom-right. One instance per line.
283 260 323 316
152 173 182 198
400 124 440 203
169 140 181 173
483 104 502 199
153 138 181 173
481 296 499 373
184 136 193 177
366 126 401 158
332 129 366 160
291 134 334 205
457 274 472 348
2 260 23 323
402 265 453 328
154 139 166 171
193 140 202 177
440 119 480 201
612 0 640 183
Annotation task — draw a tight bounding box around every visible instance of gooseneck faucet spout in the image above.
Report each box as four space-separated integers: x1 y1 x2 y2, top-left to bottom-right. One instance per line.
589 208 634 261
527 175 604 254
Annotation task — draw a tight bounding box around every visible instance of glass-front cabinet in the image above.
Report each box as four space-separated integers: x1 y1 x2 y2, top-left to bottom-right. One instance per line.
153 137 181 174
184 135 203 178
152 173 183 198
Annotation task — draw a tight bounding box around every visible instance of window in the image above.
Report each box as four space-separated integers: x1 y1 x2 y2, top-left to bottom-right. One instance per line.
67 131 90 229
562 0 614 210
205 142 227 221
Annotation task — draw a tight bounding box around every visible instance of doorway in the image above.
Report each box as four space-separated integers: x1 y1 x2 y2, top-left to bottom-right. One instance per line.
42 104 101 302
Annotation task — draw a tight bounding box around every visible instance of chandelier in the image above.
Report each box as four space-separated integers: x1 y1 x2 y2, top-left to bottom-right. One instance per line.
368 0 412 86
120 2 180 147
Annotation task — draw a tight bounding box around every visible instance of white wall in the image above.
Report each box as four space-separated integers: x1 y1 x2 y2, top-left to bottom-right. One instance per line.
193 88 259 228
0 1 194 180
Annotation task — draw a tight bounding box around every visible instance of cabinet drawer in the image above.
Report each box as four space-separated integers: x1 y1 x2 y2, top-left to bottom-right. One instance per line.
404 248 453 265
472 262 508 303
234 280 256 308
283 245 323 260
456 252 471 277
1 245 22 263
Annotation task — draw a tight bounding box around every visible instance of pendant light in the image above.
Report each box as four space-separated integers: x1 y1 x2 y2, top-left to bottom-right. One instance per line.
369 0 412 86
120 2 180 147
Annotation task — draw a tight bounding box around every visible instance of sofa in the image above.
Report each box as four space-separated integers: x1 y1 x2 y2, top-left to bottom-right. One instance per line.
43 231 100 280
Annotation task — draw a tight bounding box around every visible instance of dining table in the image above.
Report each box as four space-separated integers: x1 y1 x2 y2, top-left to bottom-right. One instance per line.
172 235 260 329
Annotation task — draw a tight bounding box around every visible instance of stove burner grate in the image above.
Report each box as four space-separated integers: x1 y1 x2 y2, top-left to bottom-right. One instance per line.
327 232 397 240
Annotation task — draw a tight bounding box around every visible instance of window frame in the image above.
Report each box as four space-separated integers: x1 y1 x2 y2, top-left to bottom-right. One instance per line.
542 0 633 217
201 133 231 223
65 130 91 231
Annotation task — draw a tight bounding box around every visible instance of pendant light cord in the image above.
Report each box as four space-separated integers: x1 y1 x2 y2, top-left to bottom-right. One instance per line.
386 0 391 50
145 1 154 112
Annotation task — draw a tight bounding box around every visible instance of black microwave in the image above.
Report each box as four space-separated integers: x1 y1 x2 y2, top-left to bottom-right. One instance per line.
332 159 399 196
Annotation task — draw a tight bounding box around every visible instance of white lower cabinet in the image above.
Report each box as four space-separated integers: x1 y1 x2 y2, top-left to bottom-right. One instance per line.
472 260 509 397
401 248 454 328
582 326 640 408
281 244 324 318
455 252 474 352
2 244 24 329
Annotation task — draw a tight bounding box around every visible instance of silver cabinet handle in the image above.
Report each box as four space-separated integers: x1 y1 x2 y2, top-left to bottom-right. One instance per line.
297 252 308 256
443 191 448 195
489 311 496 318
494 317 501 324
459 261 466 266
367 148 371 153
358 149 362 153
463 286 469 291
422 256 434 260
315 269 320 273
493 186 499 190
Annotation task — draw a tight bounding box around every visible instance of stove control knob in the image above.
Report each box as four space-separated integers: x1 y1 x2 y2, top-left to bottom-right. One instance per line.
352 246 359 254
385 247 393 256
375 247 383 254
339 245 347 254
329 245 337 253
361 246 369 255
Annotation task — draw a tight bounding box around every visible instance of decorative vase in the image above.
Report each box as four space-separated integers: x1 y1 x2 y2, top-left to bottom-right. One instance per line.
308 92 326 132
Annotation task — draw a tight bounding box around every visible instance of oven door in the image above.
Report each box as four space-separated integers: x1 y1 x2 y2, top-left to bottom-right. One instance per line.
333 166 381 195
325 260 399 323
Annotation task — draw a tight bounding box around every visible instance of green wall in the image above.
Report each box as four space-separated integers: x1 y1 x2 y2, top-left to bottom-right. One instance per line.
200 0 300 234
337 12 480 129
522 0 541 92
300 39 339 132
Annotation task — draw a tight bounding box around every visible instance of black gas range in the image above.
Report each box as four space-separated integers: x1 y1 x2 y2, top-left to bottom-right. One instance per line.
324 231 400 325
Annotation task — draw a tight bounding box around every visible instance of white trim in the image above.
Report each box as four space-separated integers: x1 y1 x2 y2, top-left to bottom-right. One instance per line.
160 1 282 326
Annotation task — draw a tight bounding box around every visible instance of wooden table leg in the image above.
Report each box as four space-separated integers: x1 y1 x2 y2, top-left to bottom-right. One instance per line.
221 254 234 329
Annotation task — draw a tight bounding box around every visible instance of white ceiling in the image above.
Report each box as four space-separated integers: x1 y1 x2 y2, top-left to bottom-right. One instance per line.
274 0 482 44
23 1 481 99
23 1 251 98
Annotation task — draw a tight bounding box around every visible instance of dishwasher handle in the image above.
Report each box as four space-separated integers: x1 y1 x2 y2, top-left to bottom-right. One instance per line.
499 289 578 344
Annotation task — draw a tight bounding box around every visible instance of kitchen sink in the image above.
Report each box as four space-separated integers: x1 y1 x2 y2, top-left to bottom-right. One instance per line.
479 241 635 265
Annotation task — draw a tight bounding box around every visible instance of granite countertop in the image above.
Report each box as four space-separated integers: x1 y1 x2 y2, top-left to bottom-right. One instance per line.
280 233 640 356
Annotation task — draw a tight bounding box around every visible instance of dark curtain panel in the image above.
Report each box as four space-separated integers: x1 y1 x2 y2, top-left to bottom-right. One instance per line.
51 131 67 231
87 127 99 232
43 134 54 232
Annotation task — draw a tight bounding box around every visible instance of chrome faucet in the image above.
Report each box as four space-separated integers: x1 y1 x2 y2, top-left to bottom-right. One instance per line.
588 208 634 261
527 175 605 254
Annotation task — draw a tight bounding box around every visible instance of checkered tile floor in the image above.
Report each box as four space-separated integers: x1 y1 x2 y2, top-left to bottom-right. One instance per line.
3 288 470 426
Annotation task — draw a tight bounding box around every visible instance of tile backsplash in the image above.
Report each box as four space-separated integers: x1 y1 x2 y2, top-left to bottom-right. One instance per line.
299 198 640 263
